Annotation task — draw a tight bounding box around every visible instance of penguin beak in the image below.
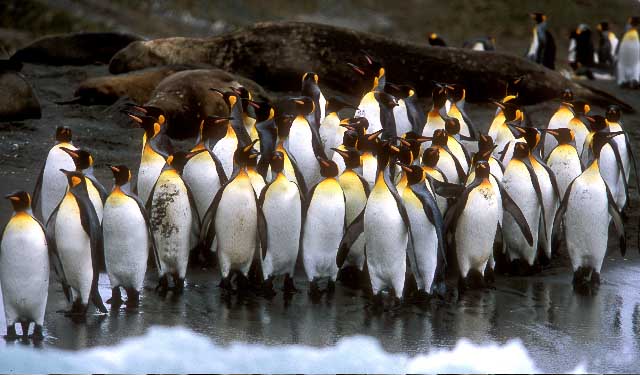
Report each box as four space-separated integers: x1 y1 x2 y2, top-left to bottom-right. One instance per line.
347 62 366 76
60 147 79 159
493 101 506 110
207 115 234 123
246 100 260 109
367 129 384 141
397 137 411 147
4 192 20 201
209 88 225 96
108 165 120 173
395 161 413 173
59 169 73 176
185 149 207 160
293 99 305 105
242 139 260 152
389 144 400 153
331 147 350 160
316 157 331 168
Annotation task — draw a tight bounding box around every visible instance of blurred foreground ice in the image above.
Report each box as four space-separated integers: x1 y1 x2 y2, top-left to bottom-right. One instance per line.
0 326 582 373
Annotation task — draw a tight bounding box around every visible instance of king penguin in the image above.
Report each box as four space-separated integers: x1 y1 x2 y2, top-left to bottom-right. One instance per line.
259 151 303 294
565 101 591 157
420 83 448 150
273 112 307 192
488 101 522 157
149 151 203 296
103 165 158 308
596 21 618 70
32 126 77 224
46 169 107 317
526 12 556 69
332 124 360 176
320 96 357 160
544 128 582 200
136 115 173 207
616 17 640 88
445 84 477 143
425 129 467 184
421 146 450 214
553 131 626 292
1 191 49 339
385 83 425 135
301 72 326 131
58 147 107 224
444 160 532 289
542 89 575 158
604 105 639 210
287 96 325 190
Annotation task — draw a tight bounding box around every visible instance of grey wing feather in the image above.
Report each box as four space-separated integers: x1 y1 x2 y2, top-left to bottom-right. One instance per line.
605 184 626 256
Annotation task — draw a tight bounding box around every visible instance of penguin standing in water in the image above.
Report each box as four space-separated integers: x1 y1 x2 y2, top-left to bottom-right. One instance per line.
596 22 618 70
58 147 107 223
542 89 574 158
604 105 639 210
260 151 303 294
201 143 267 291
444 160 532 289
385 83 425 135
182 117 229 222
544 128 582 199
396 163 447 296
287 97 324 190
1 191 49 340
149 151 203 296
302 157 346 295
616 17 640 88
526 12 556 69
32 126 77 223
320 97 356 160
46 169 107 317
103 165 158 308
332 146 369 287
553 131 626 291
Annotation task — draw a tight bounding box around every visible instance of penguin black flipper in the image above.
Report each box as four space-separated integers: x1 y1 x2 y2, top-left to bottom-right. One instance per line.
532 155 561 199
443 179 481 238
44 205 73 303
406 97 426 135
521 157 548 242
495 179 534 246
623 132 640 205
460 110 478 140
86 174 108 203
208 150 229 185
552 180 574 249
410 183 447 280
72 189 107 313
31 163 46 219
356 173 372 196
285 147 308 193
256 120 277 178
200 173 235 251
606 184 626 256
443 145 467 182
337 209 365 268
607 140 630 207
254 189 268 260
125 190 162 271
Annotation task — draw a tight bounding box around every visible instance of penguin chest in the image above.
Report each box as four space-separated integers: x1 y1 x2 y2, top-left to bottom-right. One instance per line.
568 118 589 155
421 112 445 149
447 138 469 171
338 171 367 224
597 144 621 198
212 135 238 178
276 147 300 187
289 120 320 187
503 161 540 255
548 146 581 198
361 152 378 189
0 213 49 320
320 113 340 158
365 184 407 272
183 152 222 220
437 148 460 184
41 144 76 222
138 147 166 205
103 192 148 288
448 105 472 137
402 189 438 288
85 178 104 223
393 100 412 136
248 169 266 196
357 92 381 133
216 175 258 264
487 111 505 141
617 31 640 83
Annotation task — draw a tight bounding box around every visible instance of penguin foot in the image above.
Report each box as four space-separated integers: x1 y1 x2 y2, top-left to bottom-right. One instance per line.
337 266 362 289
327 279 336 296
573 267 601 295
156 276 170 297
235 273 251 292
125 288 140 309
283 274 298 294
509 259 537 276
30 325 44 341
219 276 233 291
20 322 30 337
308 280 322 303
484 267 496 285
458 270 485 291
172 277 185 295
4 325 18 341
261 277 277 299
106 287 123 305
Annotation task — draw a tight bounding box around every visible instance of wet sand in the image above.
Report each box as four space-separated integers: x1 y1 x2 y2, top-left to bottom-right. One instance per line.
1 62 640 373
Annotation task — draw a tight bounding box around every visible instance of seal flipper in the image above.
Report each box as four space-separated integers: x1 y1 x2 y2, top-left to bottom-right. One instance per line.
606 184 626 256
496 179 534 246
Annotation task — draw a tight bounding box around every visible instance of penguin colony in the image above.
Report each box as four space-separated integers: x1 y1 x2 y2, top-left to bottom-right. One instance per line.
2 28 640 342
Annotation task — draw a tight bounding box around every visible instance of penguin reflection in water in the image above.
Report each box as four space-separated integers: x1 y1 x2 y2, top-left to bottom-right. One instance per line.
1 192 49 340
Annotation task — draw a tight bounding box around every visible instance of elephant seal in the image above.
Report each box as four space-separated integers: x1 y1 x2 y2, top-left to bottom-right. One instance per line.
0 61 41 121
12 32 141 66
109 21 631 110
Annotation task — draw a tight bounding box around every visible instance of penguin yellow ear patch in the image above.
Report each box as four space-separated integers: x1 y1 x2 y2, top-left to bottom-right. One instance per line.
8 196 20 201
71 176 82 187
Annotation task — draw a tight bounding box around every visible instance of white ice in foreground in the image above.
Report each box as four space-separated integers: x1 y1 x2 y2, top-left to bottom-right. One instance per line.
0 326 581 373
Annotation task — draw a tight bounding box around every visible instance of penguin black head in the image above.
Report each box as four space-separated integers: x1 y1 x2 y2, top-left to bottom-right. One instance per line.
231 86 254 112
571 100 590 115
446 84 466 103
431 129 449 147
399 132 429 160
374 91 398 109
397 143 414 165
431 84 448 109
376 140 400 170
385 83 416 99
342 130 359 148
124 104 166 125
332 147 361 169
202 115 233 142
326 96 357 114
275 114 295 139
444 117 461 136
109 165 131 186
348 52 385 84
127 112 160 138
586 115 608 132
317 157 339 178
55 126 73 143
543 128 574 145
477 134 496 154
60 147 94 171
629 16 640 27
506 124 539 150
167 150 206 174
494 101 523 122
60 169 86 190
561 88 574 102
474 160 491 179
5 191 31 212
289 96 315 117
606 105 621 122
270 151 285 174
253 102 274 123
358 129 383 153
246 147 260 168
397 163 425 185
597 22 609 32
340 117 369 135
513 142 530 159
233 140 260 167
210 88 240 109
530 12 547 24
428 33 447 47
592 131 624 158
302 72 319 85
421 147 440 168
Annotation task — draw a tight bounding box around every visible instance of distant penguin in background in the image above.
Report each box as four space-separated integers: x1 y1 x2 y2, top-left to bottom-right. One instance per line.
149 151 203 296
260 151 303 294
103 165 157 308
1 191 49 340
617 17 640 88
553 131 626 292
46 169 107 317
569 24 595 71
58 147 107 223
596 21 618 70
428 33 447 47
463 36 496 51
526 12 556 69
32 126 77 224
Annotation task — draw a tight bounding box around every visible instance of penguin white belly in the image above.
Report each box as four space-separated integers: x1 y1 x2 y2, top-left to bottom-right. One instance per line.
502 162 540 265
598 145 620 205
339 171 367 270
150 171 193 279
547 146 582 199
41 145 76 223
289 121 321 188
364 185 408 297
361 152 378 189
420 112 445 150
55 194 93 303
213 135 238 179
487 111 505 141
564 173 609 272
183 152 222 221
568 119 589 157
531 159 556 259
302 179 344 281
320 113 340 159
262 177 301 278
248 170 266 196
437 149 460 184
394 100 412 136
103 193 148 290
616 34 640 85
137 148 165 206
332 146 347 176
403 190 438 292
493 125 516 158
357 92 381 133
447 139 469 172
544 107 573 158
86 179 103 223
499 140 518 166
455 182 499 278
0 214 49 325
215 174 257 277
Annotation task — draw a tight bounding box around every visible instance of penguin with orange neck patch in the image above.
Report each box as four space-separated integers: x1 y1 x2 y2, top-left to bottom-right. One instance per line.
103 165 158 308
1 191 49 340
58 147 107 224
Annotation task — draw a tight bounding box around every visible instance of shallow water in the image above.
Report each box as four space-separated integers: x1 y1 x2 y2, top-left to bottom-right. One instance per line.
1 251 639 372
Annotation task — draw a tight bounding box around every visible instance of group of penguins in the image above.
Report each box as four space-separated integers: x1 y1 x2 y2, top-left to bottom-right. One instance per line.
1 51 637 340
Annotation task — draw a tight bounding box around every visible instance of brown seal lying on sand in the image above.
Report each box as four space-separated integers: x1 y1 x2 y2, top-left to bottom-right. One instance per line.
0 60 41 121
